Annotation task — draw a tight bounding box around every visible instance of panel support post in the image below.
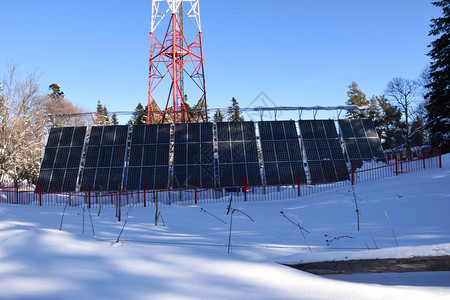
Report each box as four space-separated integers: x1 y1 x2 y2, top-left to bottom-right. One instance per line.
422 148 426 169
143 184 147 208
88 187 91 209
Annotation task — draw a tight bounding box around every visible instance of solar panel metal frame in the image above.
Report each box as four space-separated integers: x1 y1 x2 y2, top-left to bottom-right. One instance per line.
259 121 306 185
216 122 261 187
37 126 87 193
125 124 170 191
80 126 129 192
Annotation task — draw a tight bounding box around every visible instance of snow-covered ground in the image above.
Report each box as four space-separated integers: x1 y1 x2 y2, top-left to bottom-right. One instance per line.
0 155 449 299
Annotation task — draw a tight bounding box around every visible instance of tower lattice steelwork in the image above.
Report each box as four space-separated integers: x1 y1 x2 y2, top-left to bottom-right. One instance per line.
148 0 207 124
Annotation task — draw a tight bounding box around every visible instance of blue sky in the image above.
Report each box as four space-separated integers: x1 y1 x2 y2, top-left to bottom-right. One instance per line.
0 0 439 122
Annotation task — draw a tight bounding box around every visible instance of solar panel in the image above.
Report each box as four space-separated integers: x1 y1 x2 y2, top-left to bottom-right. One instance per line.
125 124 169 191
339 119 386 166
80 126 128 192
217 122 261 186
36 126 87 193
259 121 306 185
173 123 215 189
300 120 349 184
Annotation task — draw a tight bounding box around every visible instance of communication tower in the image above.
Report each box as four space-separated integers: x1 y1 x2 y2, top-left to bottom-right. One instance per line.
148 0 207 123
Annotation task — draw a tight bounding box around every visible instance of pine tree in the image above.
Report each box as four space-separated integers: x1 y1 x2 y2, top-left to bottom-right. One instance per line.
425 0 450 152
132 103 148 124
95 100 112 125
111 113 119 125
345 82 370 119
227 97 244 122
377 96 407 149
213 109 224 122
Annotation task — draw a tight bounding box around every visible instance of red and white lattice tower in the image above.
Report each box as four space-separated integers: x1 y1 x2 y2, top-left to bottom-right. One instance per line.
147 0 207 124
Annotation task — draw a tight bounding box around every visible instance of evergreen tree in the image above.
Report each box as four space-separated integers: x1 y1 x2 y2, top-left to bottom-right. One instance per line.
425 0 450 152
377 96 407 149
213 109 224 122
345 82 370 118
227 97 244 122
111 113 119 125
94 100 112 125
132 103 148 124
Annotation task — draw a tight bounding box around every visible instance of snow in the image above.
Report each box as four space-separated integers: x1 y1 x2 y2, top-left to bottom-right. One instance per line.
0 155 450 299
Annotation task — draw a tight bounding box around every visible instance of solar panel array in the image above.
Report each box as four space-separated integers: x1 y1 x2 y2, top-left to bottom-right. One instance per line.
216 122 261 186
125 124 171 190
173 123 215 188
339 119 385 169
37 126 87 192
299 120 349 184
80 126 129 191
258 121 306 185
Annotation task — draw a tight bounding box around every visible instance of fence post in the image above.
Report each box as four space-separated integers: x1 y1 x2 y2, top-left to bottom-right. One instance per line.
88 187 91 209
400 152 404 173
395 154 398 176
15 181 19 204
143 183 147 208
351 163 355 185
422 148 426 169
439 145 442 168
297 171 301 197
39 182 42 206
244 177 247 202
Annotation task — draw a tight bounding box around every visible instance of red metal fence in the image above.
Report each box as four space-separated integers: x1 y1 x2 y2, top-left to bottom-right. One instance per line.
0 148 442 208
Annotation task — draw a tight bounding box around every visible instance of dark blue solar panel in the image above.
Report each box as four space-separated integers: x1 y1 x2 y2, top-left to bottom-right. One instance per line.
54 148 69 168
36 169 52 192
291 162 307 183
278 162 293 184
261 141 276 162
258 121 273 141
98 146 112 167
72 127 86 146
94 168 109 191
41 148 57 169
201 143 214 164
311 120 326 139
126 167 141 190
338 120 354 138
231 142 245 163
271 121 285 140
328 139 345 160
102 126 115 145
218 142 231 163
89 127 103 145
157 124 171 143
321 160 337 183
229 122 243 141
129 145 143 166
188 123 201 143
108 168 123 190
154 166 169 189
334 160 349 181
175 123 188 143
131 125 145 145
67 147 83 168
173 144 187 165
187 165 201 187
323 120 338 139
351 119 366 138
244 141 259 163
201 164 215 188
308 161 324 184
216 122 230 141
232 163 246 185
155 144 170 165
80 168 95 191
368 138 385 159
362 119 378 138
114 126 129 144
201 123 213 143
141 167 155 189
187 143 201 165
242 122 256 140
284 121 298 140
173 165 186 189
357 139 373 159
111 146 126 167
219 164 233 187
303 140 319 161
287 140 302 161
49 169 65 192
264 162 279 185
59 127 74 147
246 163 261 185
274 141 289 161
46 127 62 147
62 169 79 192
299 120 314 139
84 146 99 168
144 125 158 144
344 139 360 159
316 139 332 160
143 145 157 166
